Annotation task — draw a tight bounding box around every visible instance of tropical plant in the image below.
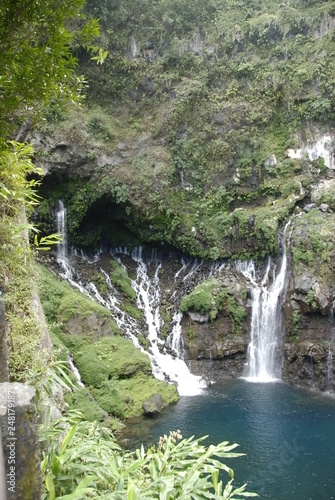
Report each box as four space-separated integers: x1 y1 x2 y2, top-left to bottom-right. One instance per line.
25 360 76 417
40 411 258 499
0 0 103 134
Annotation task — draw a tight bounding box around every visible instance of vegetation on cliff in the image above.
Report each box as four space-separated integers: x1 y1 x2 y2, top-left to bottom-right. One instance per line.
180 278 247 331
38 264 179 422
35 0 335 261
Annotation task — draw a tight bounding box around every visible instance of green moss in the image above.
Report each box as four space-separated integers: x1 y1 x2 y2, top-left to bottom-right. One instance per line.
180 279 217 316
65 387 105 422
291 210 335 284
180 279 247 332
72 336 178 418
58 291 111 322
118 373 179 418
39 264 120 343
74 337 152 387
292 310 301 332
121 303 143 319
93 273 109 295
110 260 136 301
91 379 126 418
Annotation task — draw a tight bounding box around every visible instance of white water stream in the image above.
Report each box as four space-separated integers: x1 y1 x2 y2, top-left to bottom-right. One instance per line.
55 205 206 395
68 354 85 387
236 222 292 382
55 202 299 392
127 247 206 395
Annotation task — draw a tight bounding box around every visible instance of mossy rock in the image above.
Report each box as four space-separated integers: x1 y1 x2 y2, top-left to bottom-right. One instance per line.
74 337 152 385
58 291 117 338
180 278 247 333
65 387 106 422
119 373 179 418
38 264 119 341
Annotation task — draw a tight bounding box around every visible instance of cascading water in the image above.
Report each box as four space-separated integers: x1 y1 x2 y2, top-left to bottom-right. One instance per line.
236 222 292 382
56 200 71 278
55 201 96 296
53 202 206 396
68 354 85 387
166 312 184 356
130 247 206 396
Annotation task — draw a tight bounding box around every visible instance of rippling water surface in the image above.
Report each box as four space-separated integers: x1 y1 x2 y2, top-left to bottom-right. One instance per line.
126 380 335 499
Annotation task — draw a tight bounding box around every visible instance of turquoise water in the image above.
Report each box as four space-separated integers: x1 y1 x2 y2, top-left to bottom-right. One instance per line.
127 380 335 499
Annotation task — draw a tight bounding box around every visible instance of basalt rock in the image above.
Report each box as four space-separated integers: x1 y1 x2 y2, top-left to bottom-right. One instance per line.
282 341 333 392
142 394 164 415
0 383 42 500
180 269 249 380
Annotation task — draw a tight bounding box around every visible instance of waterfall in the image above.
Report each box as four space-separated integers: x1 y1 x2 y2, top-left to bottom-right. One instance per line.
56 200 70 277
53 202 206 396
166 312 184 356
68 354 85 387
55 201 93 296
130 247 206 396
237 222 292 382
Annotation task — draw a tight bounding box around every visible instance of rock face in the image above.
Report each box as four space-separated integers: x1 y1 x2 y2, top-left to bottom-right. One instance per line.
181 307 248 380
177 270 249 380
281 209 335 391
282 340 333 392
0 383 42 500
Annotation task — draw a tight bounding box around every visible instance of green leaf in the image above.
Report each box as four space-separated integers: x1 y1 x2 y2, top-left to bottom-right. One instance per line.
40 455 48 474
127 479 138 500
61 425 77 454
159 476 175 500
45 472 55 500
57 475 97 500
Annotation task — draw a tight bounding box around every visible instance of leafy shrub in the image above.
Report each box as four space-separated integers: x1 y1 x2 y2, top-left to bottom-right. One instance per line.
40 411 258 499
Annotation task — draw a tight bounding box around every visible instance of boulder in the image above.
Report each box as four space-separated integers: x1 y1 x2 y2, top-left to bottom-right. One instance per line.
303 203 316 212
142 394 164 415
189 312 209 323
319 203 331 213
